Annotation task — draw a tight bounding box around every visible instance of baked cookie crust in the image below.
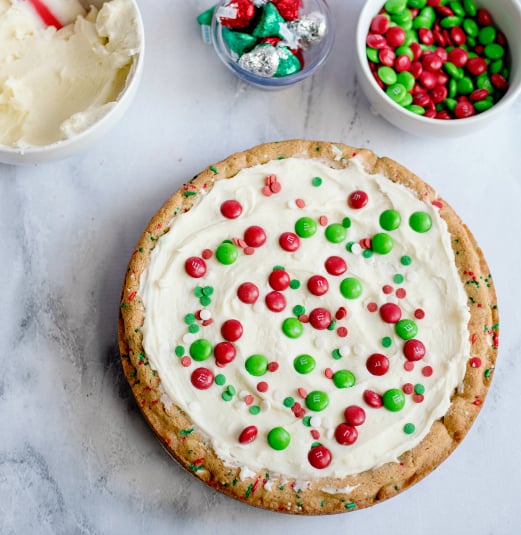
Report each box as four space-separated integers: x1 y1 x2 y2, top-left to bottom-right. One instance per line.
118 140 498 514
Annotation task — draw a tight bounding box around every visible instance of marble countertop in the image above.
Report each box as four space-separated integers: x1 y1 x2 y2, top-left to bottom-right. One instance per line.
2 1 520 533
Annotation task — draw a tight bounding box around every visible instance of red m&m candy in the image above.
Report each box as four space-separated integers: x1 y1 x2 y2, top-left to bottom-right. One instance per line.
220 199 243 219
185 256 207 278
244 225 266 247
308 445 332 469
324 256 347 276
279 231 300 252
238 425 258 444
309 307 331 330
191 367 214 390
269 269 290 291
403 339 426 361
307 275 329 296
237 282 259 304
366 353 390 376
265 291 286 312
221 319 243 341
214 341 237 366
348 190 368 209
335 423 358 445
379 302 402 324
344 405 366 427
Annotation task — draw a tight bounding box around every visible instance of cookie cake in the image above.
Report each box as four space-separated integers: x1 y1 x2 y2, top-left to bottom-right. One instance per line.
118 140 498 514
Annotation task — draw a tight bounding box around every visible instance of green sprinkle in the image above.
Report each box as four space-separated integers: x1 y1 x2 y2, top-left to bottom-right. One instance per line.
346 241 355 252
180 428 194 436
342 217 352 228
202 286 214 296
188 324 200 334
249 405 261 415
345 501 357 510
362 249 374 258
200 295 212 306
222 391 233 401
302 416 312 427
184 313 196 325
209 165 218 174
194 287 203 297
183 191 196 197
215 374 226 385
400 255 412 266
414 383 425 395
382 336 393 348
175 345 185 357
403 422 416 434
393 273 404 284
332 348 343 360
283 396 295 407
290 279 301 290
293 304 306 316
312 176 323 187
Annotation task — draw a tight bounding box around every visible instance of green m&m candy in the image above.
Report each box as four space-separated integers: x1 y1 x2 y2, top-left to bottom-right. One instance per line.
189 339 213 361
305 390 330 411
395 319 418 340
386 82 408 104
293 354 316 374
295 217 317 238
325 223 347 243
379 209 401 231
378 66 398 86
409 211 432 233
340 277 363 299
372 233 394 254
267 426 291 450
385 0 407 14
332 370 356 389
216 241 239 264
282 317 303 338
383 388 406 411
245 354 269 376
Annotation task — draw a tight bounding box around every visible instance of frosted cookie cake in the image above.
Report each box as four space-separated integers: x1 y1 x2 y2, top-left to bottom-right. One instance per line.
119 140 498 514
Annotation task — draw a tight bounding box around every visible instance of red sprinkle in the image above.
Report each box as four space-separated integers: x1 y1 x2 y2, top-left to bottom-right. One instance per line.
295 198 306 208
414 308 426 319
363 389 383 408
367 302 378 313
335 306 348 320
267 361 279 372
469 357 482 368
297 387 308 398
337 326 348 338
324 368 333 379
422 365 434 377
180 356 192 367
202 248 213 260
257 381 269 392
402 383 414 395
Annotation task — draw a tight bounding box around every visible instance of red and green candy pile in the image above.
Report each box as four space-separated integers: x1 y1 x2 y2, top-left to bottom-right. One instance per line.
197 0 327 77
366 0 510 119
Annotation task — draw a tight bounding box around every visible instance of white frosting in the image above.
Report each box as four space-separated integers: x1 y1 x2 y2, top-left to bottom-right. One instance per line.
0 0 140 147
139 156 470 480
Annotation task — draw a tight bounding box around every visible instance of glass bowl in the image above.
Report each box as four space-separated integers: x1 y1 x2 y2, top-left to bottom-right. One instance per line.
211 0 334 90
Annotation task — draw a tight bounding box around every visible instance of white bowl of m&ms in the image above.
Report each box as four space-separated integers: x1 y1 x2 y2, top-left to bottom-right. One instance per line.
356 0 521 136
203 0 334 89
0 0 144 165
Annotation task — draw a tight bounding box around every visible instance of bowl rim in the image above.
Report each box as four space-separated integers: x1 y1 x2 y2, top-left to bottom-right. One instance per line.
211 0 335 88
0 0 145 160
356 0 521 128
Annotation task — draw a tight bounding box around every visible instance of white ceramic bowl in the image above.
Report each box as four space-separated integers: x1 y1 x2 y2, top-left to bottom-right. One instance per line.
0 0 145 165
211 0 334 90
356 0 521 137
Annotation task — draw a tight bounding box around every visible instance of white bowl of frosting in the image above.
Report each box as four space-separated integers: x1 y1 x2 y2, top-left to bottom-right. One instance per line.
0 0 144 164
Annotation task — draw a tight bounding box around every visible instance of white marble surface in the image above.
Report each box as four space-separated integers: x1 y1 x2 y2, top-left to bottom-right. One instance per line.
1 1 520 533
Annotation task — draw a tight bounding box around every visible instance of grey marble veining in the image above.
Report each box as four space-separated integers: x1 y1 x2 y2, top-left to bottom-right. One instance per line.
1 1 521 534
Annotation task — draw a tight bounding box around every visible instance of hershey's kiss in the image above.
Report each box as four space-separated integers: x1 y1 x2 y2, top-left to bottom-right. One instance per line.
287 11 327 46
238 44 280 77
